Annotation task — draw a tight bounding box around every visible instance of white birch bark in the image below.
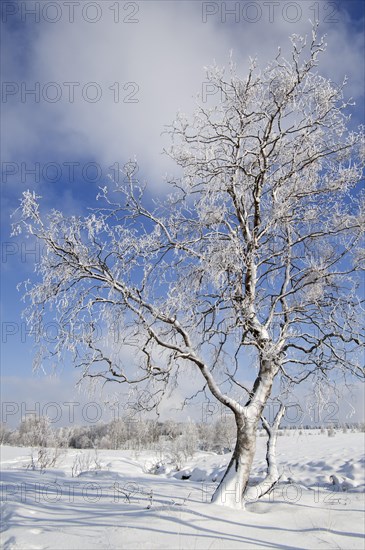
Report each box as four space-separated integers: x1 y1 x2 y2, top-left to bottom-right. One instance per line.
244 404 286 502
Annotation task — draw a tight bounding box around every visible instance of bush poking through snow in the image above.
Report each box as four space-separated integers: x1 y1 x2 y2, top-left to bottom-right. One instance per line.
71 449 102 477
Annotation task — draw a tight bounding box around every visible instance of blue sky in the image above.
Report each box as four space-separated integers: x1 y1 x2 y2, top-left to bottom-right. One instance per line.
1 1 364 427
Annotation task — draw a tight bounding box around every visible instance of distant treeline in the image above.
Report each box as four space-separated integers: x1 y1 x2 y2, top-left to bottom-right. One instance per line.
1 416 364 453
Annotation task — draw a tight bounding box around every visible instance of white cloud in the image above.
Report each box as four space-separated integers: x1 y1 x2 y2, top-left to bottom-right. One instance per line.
3 2 363 191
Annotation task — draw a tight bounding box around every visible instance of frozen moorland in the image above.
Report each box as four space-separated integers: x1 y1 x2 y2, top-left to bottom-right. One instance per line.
1 431 364 549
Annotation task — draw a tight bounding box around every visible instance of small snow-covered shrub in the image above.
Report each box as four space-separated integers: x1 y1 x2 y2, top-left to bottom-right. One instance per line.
327 427 335 437
27 446 65 471
71 449 102 477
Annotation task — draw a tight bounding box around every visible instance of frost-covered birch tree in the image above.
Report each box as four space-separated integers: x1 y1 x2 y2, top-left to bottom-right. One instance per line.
13 29 364 509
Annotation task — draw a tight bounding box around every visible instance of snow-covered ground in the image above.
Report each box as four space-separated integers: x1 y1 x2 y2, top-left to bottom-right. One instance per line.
1 431 364 549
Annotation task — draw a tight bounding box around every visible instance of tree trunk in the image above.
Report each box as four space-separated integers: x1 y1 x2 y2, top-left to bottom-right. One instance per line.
211 361 278 508
244 404 285 501
211 412 259 509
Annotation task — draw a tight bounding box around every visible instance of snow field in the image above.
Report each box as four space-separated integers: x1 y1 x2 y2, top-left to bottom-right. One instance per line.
0 431 364 549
